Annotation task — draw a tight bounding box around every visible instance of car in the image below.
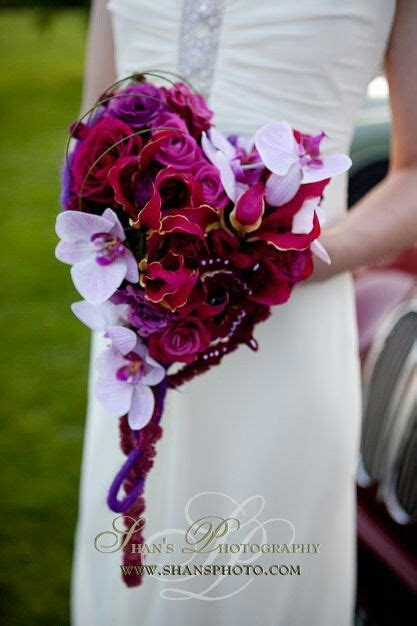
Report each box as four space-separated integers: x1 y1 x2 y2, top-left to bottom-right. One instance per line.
350 76 417 626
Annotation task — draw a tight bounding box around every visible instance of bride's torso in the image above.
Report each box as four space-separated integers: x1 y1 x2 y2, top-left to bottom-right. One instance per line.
108 0 395 220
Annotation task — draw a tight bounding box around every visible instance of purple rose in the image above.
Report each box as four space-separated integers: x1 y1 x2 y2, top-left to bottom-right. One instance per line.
164 82 213 138
111 285 172 336
107 83 167 130
191 160 229 208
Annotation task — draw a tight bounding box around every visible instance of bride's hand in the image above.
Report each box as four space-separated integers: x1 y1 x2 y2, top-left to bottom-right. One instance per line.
310 0 417 284
310 163 417 284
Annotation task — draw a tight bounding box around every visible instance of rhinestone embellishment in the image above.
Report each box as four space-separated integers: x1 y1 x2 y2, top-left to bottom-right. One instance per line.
178 0 225 98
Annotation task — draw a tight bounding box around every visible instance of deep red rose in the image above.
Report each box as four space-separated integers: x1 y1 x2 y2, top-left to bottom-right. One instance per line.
274 249 314 284
108 156 142 216
71 116 140 206
148 317 210 364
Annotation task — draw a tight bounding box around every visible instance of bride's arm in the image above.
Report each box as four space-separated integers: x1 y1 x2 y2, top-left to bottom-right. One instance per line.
81 0 117 113
314 0 417 281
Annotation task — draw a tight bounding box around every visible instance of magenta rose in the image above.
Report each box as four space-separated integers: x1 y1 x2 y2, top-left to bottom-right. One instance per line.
154 132 203 170
148 317 211 364
107 83 167 130
152 112 201 170
153 111 188 132
70 116 140 206
164 82 213 138
191 160 229 208
274 249 314 284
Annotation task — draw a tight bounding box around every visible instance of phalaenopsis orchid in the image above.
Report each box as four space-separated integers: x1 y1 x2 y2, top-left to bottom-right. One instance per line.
57 71 351 587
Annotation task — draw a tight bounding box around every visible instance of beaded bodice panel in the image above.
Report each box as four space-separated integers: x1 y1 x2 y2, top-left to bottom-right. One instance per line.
178 0 225 97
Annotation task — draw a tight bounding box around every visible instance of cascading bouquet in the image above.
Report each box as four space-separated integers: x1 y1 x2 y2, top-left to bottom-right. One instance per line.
56 71 351 586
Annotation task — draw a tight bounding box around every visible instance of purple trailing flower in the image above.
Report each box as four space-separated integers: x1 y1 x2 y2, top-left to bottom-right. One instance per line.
60 157 75 211
96 327 166 430
55 208 139 304
111 286 173 337
107 83 167 130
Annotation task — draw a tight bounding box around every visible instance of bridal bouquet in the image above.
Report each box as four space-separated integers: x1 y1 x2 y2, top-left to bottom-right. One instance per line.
56 71 351 586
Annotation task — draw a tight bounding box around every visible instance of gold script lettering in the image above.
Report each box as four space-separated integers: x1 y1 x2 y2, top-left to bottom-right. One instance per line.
182 516 240 554
94 515 145 553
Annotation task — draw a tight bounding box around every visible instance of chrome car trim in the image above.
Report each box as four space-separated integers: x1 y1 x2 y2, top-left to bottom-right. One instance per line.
379 348 417 524
357 299 417 499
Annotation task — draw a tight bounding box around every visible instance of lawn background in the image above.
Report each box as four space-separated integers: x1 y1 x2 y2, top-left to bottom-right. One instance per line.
0 9 89 625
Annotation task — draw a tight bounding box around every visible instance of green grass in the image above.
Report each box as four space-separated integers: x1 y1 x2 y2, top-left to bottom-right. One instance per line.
0 10 88 625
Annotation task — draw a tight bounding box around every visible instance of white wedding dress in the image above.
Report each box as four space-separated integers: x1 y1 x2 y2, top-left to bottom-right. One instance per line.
72 2 396 625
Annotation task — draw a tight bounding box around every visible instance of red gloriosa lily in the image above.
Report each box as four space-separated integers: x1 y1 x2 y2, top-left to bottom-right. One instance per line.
142 251 198 311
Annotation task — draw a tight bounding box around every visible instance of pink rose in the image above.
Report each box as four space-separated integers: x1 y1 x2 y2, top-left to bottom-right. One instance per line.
164 82 213 138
